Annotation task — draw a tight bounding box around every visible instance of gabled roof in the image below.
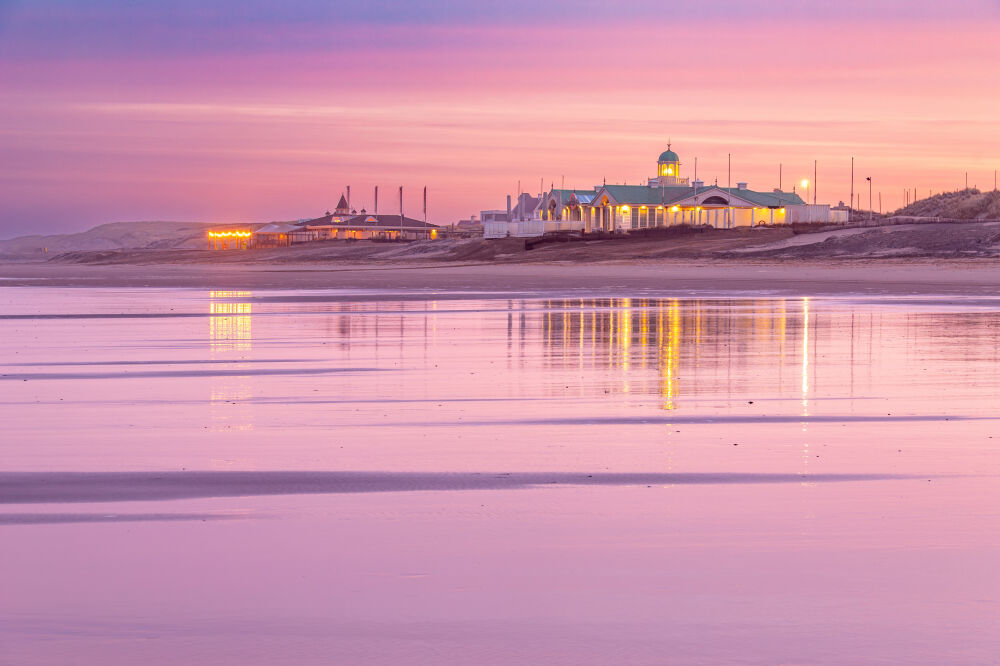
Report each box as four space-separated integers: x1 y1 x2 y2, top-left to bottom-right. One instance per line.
511 194 541 217
254 223 298 234
716 187 805 206
594 183 805 207
596 185 695 206
335 195 349 210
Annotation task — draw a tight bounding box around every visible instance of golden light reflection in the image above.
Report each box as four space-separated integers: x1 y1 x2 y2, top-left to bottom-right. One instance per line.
209 290 253 351
208 291 254 432
801 297 810 411
539 298 800 409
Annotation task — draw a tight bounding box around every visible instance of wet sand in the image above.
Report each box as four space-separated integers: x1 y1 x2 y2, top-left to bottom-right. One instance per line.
3 287 999 665
0 471 917 504
3 258 1000 296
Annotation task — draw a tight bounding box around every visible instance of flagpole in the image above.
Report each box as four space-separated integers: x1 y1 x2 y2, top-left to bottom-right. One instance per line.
727 153 731 229
399 186 403 240
850 157 854 217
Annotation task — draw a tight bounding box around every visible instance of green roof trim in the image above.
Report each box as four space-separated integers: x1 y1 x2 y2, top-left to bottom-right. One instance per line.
595 184 805 207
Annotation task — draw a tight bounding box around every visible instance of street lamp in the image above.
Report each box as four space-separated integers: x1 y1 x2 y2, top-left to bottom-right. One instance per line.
800 179 810 221
866 177 873 222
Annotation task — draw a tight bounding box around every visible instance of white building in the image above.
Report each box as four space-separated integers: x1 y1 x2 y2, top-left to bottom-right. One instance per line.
484 146 838 239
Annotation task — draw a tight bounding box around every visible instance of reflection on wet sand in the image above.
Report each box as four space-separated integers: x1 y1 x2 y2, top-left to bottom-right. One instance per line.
538 298 811 409
208 290 252 352
209 290 254 431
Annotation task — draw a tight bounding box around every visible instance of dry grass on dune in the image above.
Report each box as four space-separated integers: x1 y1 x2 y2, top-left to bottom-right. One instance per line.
894 189 1000 220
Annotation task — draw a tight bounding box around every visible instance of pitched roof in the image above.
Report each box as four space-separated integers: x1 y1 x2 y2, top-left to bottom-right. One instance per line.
511 194 541 217
335 195 349 210
596 184 805 207
548 189 597 205
254 223 298 234
598 185 694 206
716 187 805 206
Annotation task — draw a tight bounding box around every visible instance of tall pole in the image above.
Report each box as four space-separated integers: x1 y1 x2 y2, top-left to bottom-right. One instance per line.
850 157 854 216
727 153 731 228
879 191 882 215
776 163 782 215
966 172 969 190
347 185 351 211
813 160 817 205
374 185 378 215
867 177 873 222
423 186 428 239
399 186 403 240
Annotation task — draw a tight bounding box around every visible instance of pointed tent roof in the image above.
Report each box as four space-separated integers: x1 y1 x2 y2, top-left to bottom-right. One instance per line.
335 194 349 210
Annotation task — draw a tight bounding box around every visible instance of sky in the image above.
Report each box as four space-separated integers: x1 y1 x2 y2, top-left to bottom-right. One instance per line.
1 0 1000 235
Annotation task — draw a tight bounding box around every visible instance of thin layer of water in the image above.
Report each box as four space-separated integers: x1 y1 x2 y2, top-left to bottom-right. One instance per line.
0 287 997 665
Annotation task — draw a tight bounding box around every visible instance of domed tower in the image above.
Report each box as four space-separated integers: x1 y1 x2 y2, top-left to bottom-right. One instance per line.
652 144 684 186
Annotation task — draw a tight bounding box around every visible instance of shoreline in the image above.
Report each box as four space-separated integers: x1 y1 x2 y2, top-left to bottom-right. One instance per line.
2 257 1000 297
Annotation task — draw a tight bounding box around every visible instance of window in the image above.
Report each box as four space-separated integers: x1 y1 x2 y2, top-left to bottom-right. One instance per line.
631 208 639 229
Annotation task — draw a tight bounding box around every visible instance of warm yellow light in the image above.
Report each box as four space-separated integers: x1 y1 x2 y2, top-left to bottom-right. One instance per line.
666 166 674 175
621 205 630 212
657 206 663 209
430 229 438 239
800 179 809 188
207 230 252 238
671 206 679 212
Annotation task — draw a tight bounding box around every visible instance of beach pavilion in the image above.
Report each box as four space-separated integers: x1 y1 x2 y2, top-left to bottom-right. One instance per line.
286 195 439 242
484 146 834 239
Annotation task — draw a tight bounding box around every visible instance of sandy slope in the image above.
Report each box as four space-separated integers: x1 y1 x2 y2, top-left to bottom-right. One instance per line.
0 221 263 258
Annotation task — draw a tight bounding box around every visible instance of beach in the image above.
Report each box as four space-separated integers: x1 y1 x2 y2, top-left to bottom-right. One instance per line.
1 283 999 664
4 256 1000 297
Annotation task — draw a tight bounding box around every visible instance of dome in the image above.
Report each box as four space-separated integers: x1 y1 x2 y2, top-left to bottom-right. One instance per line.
658 149 679 163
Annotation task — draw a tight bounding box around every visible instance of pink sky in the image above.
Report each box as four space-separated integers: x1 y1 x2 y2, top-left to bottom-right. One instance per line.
1 3 999 234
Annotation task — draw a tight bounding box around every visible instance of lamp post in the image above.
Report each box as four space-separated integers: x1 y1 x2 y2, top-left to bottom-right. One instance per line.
866 177 873 222
800 179 810 222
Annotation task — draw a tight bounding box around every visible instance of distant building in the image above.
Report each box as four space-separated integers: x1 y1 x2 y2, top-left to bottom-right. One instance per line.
207 193 440 250
481 193 542 238
284 194 438 243
484 145 837 239
453 216 484 237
